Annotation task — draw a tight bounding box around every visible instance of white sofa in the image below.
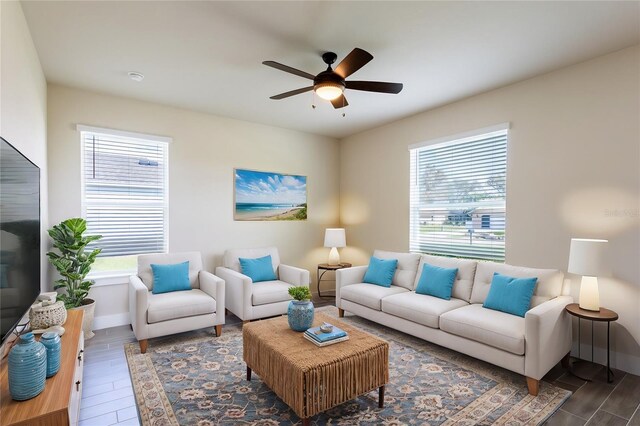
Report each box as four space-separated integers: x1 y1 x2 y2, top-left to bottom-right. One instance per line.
336 250 572 396
215 247 310 322
129 252 225 353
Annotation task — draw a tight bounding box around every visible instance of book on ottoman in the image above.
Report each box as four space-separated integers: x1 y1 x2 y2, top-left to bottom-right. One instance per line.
304 325 347 342
303 333 350 347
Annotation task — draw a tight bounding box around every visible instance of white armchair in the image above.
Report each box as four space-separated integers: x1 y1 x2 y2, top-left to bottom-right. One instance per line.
129 252 225 353
215 247 309 322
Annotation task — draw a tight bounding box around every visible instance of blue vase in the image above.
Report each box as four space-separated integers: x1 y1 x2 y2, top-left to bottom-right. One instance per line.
40 332 61 378
287 300 314 332
8 332 47 401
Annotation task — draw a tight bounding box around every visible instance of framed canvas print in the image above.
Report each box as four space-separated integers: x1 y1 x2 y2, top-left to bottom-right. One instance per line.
234 169 307 221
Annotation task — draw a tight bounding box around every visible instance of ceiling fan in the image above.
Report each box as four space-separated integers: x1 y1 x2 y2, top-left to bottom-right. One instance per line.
263 48 403 109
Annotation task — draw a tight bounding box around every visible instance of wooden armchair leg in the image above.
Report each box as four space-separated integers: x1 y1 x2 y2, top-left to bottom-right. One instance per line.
139 339 148 354
338 308 344 318
215 324 222 336
526 377 539 396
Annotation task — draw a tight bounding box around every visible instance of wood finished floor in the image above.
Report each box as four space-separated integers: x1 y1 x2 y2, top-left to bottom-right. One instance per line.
80 298 640 425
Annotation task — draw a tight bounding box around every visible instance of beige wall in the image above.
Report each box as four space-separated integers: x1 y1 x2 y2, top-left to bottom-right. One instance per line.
339 46 640 374
47 84 340 321
0 1 48 290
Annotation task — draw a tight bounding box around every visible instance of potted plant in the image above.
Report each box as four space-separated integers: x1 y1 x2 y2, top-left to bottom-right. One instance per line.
287 286 314 331
47 218 102 339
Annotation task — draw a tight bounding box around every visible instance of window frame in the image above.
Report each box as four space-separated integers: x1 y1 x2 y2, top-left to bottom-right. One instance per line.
78 125 171 276
408 123 510 262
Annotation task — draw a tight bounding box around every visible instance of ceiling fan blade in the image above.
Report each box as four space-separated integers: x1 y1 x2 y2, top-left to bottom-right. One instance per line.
346 81 403 94
334 48 373 79
263 61 315 80
330 94 348 109
269 86 314 100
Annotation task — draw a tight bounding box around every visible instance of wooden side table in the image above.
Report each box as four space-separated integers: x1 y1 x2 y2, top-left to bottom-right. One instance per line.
565 303 618 383
317 263 351 298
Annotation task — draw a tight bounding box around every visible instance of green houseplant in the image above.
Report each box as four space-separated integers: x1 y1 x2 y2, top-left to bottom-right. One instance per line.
287 286 314 331
47 218 102 339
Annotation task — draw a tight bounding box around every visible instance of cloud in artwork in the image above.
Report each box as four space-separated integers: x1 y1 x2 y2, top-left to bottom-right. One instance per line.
235 169 306 205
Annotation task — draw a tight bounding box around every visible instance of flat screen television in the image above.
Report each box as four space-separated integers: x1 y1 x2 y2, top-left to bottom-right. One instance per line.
0 137 41 343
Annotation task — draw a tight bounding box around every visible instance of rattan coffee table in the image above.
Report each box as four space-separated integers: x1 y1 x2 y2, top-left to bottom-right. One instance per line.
243 312 389 425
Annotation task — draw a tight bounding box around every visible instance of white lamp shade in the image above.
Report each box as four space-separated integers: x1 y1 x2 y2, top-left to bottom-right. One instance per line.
568 238 608 277
324 228 346 248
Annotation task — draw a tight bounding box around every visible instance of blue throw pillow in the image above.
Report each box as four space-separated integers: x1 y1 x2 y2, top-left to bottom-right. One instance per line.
239 255 277 283
363 257 398 287
415 263 458 300
151 261 191 294
483 272 538 317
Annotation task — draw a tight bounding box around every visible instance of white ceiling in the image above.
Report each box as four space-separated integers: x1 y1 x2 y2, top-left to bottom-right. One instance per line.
22 1 640 139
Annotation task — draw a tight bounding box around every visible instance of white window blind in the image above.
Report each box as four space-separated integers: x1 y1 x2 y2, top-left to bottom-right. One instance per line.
409 126 508 262
80 128 169 257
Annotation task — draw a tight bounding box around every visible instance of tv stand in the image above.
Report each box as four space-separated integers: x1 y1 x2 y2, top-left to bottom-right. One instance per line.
0 310 85 425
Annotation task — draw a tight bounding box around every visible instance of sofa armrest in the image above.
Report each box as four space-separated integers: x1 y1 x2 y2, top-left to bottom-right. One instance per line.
129 275 149 340
524 295 573 380
215 267 253 321
336 265 368 308
199 271 225 325
279 264 310 287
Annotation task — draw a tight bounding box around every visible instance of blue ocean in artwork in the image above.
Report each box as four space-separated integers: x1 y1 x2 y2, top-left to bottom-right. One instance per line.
236 203 301 212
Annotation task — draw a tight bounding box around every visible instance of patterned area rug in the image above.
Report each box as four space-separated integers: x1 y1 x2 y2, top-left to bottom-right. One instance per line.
124 307 570 425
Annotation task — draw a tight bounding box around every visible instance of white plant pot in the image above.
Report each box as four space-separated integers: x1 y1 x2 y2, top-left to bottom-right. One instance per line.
70 299 96 340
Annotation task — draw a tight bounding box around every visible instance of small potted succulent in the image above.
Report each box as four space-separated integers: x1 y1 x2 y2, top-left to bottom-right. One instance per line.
287 286 314 331
47 218 102 339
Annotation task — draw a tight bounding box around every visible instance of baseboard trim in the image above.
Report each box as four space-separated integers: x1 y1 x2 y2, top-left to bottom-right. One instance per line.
93 312 130 330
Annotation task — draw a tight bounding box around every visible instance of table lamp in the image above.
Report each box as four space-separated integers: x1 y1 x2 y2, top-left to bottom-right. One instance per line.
324 228 346 266
568 238 608 312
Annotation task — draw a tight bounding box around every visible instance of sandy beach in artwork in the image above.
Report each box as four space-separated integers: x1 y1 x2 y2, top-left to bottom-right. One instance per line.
234 207 305 221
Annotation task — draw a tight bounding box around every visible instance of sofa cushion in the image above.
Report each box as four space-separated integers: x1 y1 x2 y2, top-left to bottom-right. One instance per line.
470 262 564 307
483 273 538 317
363 257 398 287
138 252 202 291
440 304 525 355
147 289 216 324
340 283 409 311
382 292 468 329
223 247 281 273
415 263 458 300
414 254 477 302
251 280 293 306
373 250 421 290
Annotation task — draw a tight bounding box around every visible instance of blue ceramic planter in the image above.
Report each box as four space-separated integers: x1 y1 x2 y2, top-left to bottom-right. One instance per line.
41 332 61 378
287 300 314 332
8 332 47 401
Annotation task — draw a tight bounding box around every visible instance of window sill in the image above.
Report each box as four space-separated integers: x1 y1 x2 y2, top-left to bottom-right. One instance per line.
88 270 135 287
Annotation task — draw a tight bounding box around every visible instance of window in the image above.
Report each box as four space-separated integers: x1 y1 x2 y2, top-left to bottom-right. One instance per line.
409 124 508 262
79 126 170 273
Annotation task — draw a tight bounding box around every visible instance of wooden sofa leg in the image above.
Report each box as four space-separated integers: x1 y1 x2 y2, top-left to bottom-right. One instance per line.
215 324 222 336
561 352 571 369
526 377 539 396
338 308 344 318
139 339 148 354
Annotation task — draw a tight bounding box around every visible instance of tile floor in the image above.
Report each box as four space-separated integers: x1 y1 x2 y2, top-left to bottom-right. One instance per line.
78 299 640 425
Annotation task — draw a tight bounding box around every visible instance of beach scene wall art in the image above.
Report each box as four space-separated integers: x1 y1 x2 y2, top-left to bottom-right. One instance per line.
234 169 307 221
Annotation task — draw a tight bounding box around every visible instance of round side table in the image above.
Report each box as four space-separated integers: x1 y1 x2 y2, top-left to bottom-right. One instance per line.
565 303 618 383
317 263 352 298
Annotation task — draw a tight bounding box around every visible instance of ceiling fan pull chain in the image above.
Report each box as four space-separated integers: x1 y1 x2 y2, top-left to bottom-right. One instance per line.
312 91 316 109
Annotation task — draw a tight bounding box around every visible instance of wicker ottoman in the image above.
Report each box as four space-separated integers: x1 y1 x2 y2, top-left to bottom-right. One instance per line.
243 312 389 425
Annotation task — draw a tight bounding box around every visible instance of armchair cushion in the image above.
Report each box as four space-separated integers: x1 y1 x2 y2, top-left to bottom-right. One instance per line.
138 252 203 291
147 289 216 324
223 247 280 273
239 255 278 283
151 261 191 294
251 280 293 306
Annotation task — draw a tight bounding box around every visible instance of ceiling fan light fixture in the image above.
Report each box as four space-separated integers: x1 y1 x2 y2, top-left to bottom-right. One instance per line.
314 81 344 101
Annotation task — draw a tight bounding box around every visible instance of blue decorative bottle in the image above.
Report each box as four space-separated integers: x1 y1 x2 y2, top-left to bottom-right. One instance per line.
287 300 314 332
40 332 61 378
8 332 47 400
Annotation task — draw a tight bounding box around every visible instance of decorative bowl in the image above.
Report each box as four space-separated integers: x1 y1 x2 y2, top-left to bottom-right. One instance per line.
320 323 333 333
